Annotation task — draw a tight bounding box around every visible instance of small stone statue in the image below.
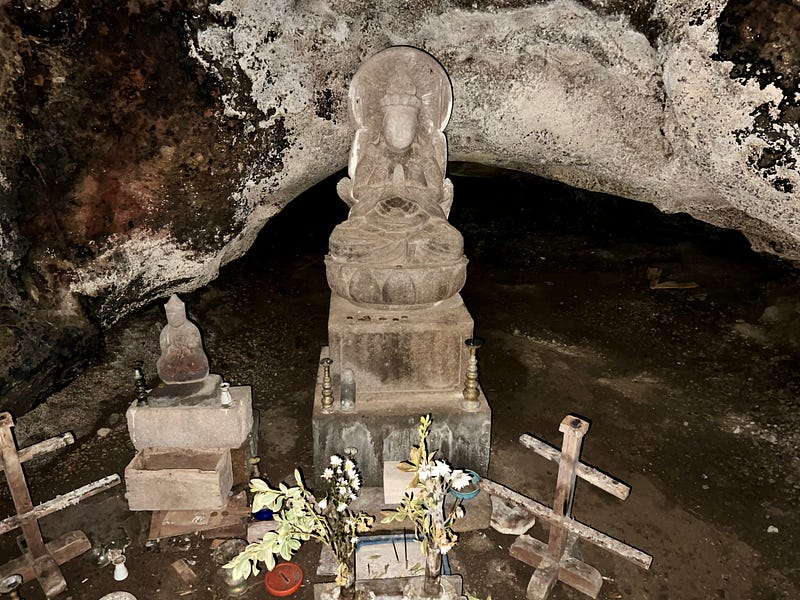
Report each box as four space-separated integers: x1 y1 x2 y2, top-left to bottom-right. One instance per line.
326 46 467 308
156 294 210 384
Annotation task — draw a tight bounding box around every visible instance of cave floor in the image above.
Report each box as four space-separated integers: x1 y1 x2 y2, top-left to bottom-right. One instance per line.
2 170 800 600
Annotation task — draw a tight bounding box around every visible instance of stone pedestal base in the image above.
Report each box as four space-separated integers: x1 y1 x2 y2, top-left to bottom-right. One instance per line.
314 575 466 600
313 356 490 487
348 488 491 532
327 294 473 401
148 373 222 407
126 385 253 450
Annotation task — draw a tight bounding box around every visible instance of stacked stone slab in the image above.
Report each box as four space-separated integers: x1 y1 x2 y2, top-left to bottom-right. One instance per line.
312 47 491 487
124 295 254 511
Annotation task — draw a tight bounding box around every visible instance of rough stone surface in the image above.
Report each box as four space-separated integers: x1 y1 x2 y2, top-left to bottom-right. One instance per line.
126 384 253 450
1 0 799 408
489 495 538 535
327 295 473 400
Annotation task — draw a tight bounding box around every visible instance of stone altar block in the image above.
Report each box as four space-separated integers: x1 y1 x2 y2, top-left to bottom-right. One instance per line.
126 384 253 451
312 348 491 487
327 293 473 401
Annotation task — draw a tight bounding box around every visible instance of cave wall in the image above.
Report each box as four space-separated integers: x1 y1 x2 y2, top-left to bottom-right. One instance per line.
0 0 798 412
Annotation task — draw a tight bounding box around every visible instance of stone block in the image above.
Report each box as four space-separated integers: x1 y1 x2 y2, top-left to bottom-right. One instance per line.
126 385 253 450
350 487 490 533
383 461 415 504
313 357 490 487
148 373 221 407
247 520 278 543
327 293 473 401
490 495 537 535
230 438 254 487
124 448 233 511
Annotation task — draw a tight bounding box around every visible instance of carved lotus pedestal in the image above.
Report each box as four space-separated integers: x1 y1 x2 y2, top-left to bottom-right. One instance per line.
325 257 468 309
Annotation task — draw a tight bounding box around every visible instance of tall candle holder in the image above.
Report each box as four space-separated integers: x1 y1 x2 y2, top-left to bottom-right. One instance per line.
460 337 484 412
134 361 149 407
320 358 334 414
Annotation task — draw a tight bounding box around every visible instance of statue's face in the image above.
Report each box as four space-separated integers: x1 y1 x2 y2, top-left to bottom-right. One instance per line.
166 310 187 327
382 106 418 151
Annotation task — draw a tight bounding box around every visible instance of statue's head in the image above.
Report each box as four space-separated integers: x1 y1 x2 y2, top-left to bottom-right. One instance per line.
380 72 421 152
164 294 187 326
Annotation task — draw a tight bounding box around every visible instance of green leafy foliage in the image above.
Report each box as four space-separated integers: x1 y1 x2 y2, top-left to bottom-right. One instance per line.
225 457 374 587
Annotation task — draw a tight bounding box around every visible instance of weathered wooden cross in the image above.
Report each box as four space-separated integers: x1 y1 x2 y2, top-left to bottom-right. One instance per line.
0 411 120 598
480 414 652 600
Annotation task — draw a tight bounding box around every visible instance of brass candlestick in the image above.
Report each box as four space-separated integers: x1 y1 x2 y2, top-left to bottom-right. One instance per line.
134 361 149 407
320 358 334 414
460 337 484 412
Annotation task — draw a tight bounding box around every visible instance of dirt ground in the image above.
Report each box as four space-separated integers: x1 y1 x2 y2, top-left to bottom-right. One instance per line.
1 167 799 600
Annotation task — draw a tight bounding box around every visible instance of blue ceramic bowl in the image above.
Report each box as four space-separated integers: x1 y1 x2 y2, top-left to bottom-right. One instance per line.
450 469 481 500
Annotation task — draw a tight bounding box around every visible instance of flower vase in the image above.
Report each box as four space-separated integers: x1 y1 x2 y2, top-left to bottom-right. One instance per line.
337 555 356 600
423 546 442 597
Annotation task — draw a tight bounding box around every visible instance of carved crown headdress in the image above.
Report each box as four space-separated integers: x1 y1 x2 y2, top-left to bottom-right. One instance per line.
165 294 186 316
348 46 453 133
380 72 422 109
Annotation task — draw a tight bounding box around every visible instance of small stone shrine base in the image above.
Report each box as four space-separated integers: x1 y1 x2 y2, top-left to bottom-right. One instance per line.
327 294 473 401
147 373 222 407
312 353 491 487
124 447 233 511
126 383 253 450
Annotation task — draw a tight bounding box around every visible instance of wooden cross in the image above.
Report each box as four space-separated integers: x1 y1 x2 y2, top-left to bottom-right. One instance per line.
480 415 652 600
0 412 120 598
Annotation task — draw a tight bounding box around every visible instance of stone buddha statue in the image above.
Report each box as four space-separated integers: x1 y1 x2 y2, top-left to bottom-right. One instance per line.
156 294 210 384
326 47 467 308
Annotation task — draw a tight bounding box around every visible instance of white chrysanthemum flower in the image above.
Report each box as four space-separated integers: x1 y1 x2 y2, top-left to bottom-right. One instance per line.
344 459 355 471
337 502 347 512
330 455 343 466
431 460 452 479
450 470 471 491
318 498 328 510
418 465 431 481
323 468 334 480
351 474 361 490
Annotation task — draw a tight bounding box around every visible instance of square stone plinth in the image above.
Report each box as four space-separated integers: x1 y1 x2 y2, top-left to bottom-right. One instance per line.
327 294 473 402
124 448 233 511
126 385 253 450
312 359 491 487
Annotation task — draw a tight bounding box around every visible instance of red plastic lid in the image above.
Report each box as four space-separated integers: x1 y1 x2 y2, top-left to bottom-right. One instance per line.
265 562 303 597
